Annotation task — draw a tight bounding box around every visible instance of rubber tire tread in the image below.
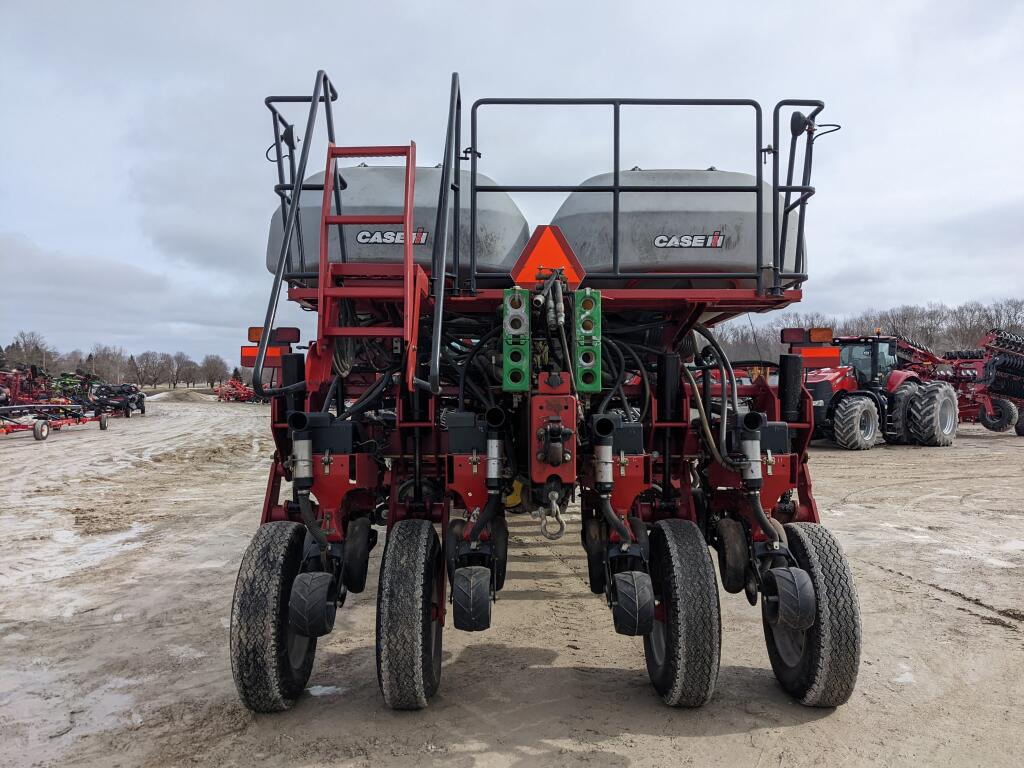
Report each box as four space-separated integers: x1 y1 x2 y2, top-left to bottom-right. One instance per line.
909 382 958 446
716 517 747 594
230 521 316 712
883 382 917 445
289 571 335 638
643 519 721 707
832 396 877 450
343 517 371 593
764 522 861 707
452 565 492 631
980 398 1018 433
612 571 654 636
376 518 442 710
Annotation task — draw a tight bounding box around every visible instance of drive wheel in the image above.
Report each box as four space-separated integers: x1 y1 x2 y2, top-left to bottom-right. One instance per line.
979 397 1018 433
883 382 918 444
909 382 958 446
763 522 861 707
230 521 316 712
832 396 877 450
376 518 443 710
644 519 721 707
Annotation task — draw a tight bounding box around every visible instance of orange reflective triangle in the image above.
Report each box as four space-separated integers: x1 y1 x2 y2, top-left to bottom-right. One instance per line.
510 225 585 289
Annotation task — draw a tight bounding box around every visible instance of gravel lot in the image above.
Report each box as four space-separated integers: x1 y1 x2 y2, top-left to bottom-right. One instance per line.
1 400 1022 767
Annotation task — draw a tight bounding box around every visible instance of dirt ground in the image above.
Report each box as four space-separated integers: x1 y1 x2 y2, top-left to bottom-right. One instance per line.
1 401 1022 767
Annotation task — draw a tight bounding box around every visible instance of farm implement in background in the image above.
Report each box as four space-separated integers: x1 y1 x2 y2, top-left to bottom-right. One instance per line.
937 329 1024 436
216 378 257 402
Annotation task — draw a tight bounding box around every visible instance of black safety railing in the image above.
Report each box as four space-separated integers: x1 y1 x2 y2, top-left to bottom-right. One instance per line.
427 73 462 393
467 98 824 295
253 70 340 397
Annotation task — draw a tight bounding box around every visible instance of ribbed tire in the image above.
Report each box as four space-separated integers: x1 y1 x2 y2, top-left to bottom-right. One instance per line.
909 382 958 446
644 519 721 707
230 521 317 712
763 523 861 707
883 382 918 445
452 565 492 631
376 519 443 710
612 571 655 636
832 396 877 450
980 397 1019 433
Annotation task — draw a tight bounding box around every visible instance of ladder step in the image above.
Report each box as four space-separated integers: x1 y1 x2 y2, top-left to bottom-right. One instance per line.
324 214 405 226
323 286 404 299
329 145 411 159
325 327 403 337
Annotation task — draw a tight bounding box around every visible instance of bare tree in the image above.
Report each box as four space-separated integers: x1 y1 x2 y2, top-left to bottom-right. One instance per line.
171 352 192 389
200 354 230 387
134 351 163 387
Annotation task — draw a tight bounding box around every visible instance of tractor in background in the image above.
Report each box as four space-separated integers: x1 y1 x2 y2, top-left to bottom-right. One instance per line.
784 328 957 449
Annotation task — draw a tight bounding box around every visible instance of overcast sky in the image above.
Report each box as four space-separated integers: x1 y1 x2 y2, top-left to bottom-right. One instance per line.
2 1 1022 363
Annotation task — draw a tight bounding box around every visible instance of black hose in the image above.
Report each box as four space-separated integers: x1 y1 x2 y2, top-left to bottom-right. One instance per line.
597 496 633 546
337 367 398 421
458 326 502 410
320 375 341 413
748 491 780 543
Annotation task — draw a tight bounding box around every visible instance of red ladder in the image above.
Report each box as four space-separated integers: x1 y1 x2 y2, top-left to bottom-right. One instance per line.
315 143 426 387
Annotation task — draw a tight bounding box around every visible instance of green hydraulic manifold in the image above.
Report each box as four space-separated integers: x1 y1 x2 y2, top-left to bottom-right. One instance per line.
574 288 602 392
502 287 530 391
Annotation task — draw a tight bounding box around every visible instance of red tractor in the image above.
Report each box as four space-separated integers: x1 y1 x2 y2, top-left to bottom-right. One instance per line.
784 329 957 450
229 72 860 714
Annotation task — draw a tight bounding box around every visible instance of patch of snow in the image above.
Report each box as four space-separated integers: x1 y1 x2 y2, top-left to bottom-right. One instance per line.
307 685 343 697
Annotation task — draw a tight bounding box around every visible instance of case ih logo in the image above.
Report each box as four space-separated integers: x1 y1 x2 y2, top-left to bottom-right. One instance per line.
653 231 723 249
356 227 428 245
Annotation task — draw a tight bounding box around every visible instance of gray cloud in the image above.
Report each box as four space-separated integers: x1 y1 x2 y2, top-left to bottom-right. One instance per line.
2 1 1023 362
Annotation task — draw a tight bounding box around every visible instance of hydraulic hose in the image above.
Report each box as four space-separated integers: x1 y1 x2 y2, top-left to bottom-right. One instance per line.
298 491 330 560
458 326 502 410
597 496 633 548
337 367 398 421
320 374 341 413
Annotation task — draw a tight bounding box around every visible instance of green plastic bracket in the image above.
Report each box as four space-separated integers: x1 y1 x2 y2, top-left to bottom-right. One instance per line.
574 288 602 393
502 287 530 392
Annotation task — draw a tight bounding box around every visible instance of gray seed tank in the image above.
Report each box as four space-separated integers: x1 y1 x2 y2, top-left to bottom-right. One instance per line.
550 168 804 288
267 166 529 275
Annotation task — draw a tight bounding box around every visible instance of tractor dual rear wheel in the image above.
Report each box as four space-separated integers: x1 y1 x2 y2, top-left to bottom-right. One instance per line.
230 521 317 712
376 518 443 710
909 382 958 446
763 522 861 707
644 519 721 707
883 382 918 445
832 396 878 450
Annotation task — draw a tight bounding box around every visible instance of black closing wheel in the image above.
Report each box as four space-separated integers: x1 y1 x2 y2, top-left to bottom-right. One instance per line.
452 565 492 631
644 519 721 707
376 518 443 710
491 515 509 591
715 517 747 594
763 522 861 707
343 517 372 593
230 521 317 712
1016 416 1024 437
583 517 607 595
612 571 655 636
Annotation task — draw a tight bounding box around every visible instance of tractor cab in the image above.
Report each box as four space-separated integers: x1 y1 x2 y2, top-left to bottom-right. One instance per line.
833 335 899 388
